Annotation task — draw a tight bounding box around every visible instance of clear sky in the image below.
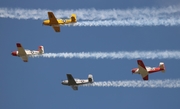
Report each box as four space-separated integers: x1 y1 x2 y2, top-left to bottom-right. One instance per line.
1 0 180 109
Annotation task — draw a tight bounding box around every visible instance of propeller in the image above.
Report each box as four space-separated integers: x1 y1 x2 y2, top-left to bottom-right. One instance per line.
11 50 13 55
11 50 14 56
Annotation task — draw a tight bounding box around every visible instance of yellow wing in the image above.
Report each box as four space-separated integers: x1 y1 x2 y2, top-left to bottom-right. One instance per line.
48 12 60 32
48 12 58 24
52 26 60 32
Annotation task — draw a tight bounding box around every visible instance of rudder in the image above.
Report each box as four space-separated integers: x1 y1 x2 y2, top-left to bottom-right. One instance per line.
88 74 93 83
159 62 165 72
38 46 44 54
71 14 77 22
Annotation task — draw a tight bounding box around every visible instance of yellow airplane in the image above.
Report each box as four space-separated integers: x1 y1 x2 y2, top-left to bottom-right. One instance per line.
43 12 77 32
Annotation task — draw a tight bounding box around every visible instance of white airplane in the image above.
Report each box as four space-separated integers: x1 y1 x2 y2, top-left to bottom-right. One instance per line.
11 43 44 62
62 74 94 90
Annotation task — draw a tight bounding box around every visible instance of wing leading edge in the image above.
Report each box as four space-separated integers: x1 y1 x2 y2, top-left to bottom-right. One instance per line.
66 74 78 90
137 60 148 80
16 43 28 62
66 74 77 85
48 12 60 32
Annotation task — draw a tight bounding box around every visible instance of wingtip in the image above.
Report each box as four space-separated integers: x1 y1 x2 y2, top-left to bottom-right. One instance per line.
67 74 71 76
16 43 22 47
137 59 142 62
48 11 53 14
137 60 143 64
143 75 148 80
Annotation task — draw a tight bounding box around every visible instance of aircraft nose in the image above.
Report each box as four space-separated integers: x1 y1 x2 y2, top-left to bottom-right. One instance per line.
42 20 49 25
42 21 46 25
131 68 136 73
11 51 17 56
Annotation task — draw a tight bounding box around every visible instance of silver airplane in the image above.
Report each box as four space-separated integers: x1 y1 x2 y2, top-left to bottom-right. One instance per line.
62 74 94 90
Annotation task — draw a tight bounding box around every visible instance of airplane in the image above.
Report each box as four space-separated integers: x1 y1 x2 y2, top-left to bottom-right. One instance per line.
131 60 165 80
11 43 44 62
43 12 77 32
62 74 94 90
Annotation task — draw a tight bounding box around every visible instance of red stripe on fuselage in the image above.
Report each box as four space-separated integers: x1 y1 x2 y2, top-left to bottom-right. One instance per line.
148 67 161 73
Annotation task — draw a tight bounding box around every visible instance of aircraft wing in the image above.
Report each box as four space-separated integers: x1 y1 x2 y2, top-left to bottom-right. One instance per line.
16 43 28 62
66 74 77 85
16 43 26 56
71 85 78 90
52 26 60 32
137 60 148 80
48 12 60 32
48 12 58 24
21 56 28 62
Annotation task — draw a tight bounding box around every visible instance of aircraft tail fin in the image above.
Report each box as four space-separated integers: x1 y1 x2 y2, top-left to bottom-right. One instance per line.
71 14 77 22
159 62 165 72
88 74 93 83
38 46 44 54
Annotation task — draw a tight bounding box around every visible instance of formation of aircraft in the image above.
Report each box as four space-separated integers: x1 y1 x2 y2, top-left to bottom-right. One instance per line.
43 12 77 32
131 60 165 80
62 74 94 90
11 43 44 62
11 11 167 90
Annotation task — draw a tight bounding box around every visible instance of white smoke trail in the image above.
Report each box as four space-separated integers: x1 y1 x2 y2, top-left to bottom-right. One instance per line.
82 79 180 88
70 19 180 26
33 51 180 59
0 6 180 21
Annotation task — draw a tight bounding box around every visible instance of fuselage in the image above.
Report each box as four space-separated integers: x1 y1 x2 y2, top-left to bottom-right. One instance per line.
62 79 92 86
43 19 76 26
132 67 162 74
11 50 42 57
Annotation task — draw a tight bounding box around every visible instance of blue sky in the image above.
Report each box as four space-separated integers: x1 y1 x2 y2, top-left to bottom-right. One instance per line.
1 0 180 109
